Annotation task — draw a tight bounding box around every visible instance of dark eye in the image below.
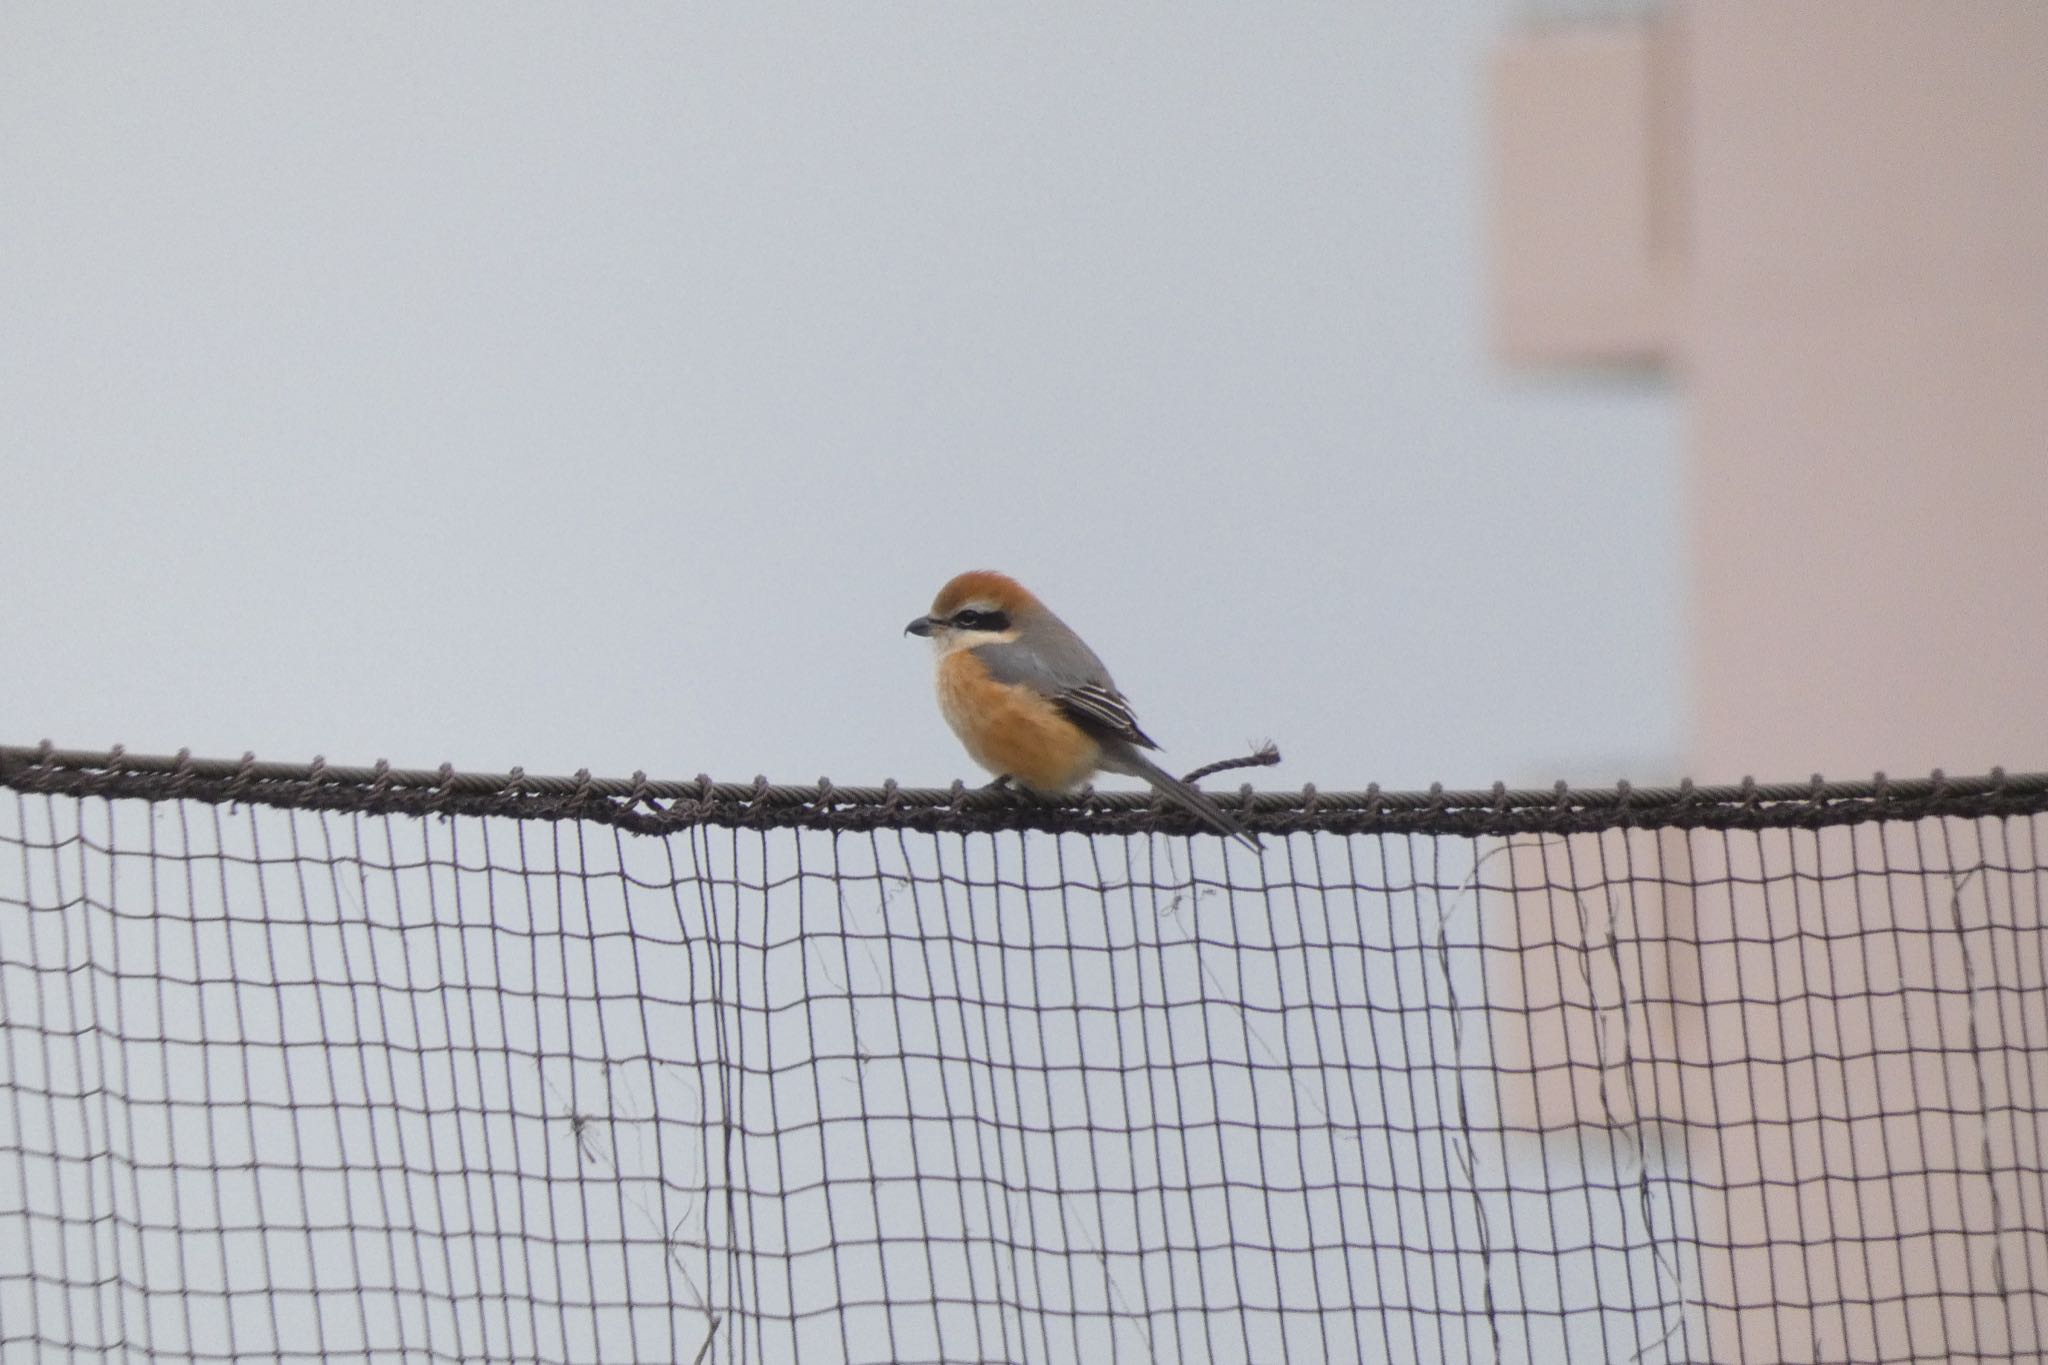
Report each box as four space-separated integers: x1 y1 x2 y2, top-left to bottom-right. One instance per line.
952 609 1009 632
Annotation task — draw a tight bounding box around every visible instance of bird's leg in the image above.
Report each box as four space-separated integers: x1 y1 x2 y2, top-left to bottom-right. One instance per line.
981 774 1016 791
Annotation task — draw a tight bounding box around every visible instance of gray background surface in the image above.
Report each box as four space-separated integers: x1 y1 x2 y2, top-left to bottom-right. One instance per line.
1 4 1678 792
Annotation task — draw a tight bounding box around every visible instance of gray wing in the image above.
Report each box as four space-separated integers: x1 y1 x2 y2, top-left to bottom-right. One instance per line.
973 617 1161 751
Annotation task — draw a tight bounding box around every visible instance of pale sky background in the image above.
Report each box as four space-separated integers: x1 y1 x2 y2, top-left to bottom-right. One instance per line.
1 3 1680 793
3 10 1693 1360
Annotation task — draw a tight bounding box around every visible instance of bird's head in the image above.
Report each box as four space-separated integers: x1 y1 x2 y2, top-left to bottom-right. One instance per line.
904 570 1036 653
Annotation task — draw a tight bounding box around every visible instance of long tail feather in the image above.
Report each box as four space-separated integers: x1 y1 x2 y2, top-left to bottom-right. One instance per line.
1109 748 1262 852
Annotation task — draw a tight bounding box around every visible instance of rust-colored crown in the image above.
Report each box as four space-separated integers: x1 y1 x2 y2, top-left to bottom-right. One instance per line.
930 570 1040 616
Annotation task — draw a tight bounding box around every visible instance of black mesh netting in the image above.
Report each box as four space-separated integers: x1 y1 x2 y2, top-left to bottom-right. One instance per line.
2 748 2044 1363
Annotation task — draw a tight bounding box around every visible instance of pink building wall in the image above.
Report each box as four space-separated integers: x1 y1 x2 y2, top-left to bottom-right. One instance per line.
1488 4 2048 1358
1681 1 2048 780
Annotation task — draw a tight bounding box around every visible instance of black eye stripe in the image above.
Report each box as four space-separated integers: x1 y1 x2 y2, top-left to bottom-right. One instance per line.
951 609 1010 632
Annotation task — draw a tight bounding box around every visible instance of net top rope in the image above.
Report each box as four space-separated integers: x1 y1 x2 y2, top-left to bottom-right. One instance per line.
4 742 2045 840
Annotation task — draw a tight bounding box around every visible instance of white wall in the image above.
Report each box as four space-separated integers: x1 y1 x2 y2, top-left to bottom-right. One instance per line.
0 4 1680 793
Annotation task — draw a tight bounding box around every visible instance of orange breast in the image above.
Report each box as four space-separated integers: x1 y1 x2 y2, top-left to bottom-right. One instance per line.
936 652 1102 793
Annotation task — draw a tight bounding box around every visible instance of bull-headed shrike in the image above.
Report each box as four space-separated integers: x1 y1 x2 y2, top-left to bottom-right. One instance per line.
905 570 1260 851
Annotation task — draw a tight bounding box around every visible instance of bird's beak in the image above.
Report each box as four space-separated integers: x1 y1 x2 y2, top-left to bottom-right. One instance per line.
904 615 934 638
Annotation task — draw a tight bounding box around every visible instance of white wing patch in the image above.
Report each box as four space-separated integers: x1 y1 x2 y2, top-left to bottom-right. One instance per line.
1056 683 1157 750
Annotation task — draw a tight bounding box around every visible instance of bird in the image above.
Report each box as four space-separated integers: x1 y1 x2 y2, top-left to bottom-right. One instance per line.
904 570 1260 851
